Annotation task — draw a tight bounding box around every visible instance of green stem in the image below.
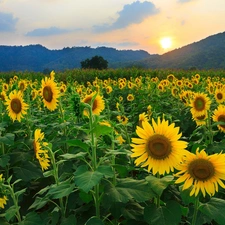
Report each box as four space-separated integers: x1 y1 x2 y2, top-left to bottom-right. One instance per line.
206 110 213 145
48 147 65 218
88 104 100 218
156 173 160 208
192 196 199 225
8 185 21 223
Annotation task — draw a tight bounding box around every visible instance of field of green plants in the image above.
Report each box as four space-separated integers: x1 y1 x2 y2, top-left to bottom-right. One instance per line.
1 68 225 225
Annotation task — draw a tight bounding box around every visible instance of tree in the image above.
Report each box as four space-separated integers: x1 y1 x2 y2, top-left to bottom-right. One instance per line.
80 55 108 70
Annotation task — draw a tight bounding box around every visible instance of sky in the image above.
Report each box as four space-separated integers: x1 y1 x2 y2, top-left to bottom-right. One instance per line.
0 0 225 54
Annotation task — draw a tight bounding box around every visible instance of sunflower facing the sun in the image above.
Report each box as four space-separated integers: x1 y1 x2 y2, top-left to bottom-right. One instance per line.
40 77 60 111
130 117 188 175
190 92 211 117
175 149 225 197
5 90 29 122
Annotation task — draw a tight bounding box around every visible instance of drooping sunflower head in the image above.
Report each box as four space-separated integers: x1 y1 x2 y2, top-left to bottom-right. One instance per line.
130 117 188 175
40 77 60 111
5 90 29 122
212 104 225 132
175 149 225 197
192 112 208 126
82 92 105 116
190 92 211 117
33 129 50 171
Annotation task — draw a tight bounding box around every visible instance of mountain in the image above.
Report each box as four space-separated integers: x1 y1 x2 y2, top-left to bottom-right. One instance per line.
0 45 150 72
1 31 225 72
136 31 225 69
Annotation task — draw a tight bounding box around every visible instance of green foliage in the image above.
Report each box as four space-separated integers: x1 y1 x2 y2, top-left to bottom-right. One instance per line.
80 55 108 70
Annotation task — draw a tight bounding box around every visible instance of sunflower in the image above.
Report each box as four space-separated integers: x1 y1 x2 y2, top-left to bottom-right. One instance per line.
212 104 225 132
33 129 50 171
106 86 113 94
192 112 208 126
117 115 129 125
127 94 134 101
138 112 148 127
0 196 7 209
190 92 211 117
5 90 28 122
0 91 7 101
130 117 188 175
175 149 225 197
18 79 28 92
214 88 225 104
40 77 60 111
82 92 105 116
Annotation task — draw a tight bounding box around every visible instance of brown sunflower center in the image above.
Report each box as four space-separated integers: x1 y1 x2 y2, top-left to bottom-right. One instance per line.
218 115 225 128
10 98 22 114
196 114 206 120
217 93 223 100
194 97 205 111
189 159 215 181
147 134 171 159
43 86 53 102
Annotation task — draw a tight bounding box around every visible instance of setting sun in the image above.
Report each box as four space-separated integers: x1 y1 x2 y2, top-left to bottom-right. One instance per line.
160 37 172 50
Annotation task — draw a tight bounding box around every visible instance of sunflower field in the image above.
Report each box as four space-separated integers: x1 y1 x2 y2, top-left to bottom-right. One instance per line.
1 68 225 225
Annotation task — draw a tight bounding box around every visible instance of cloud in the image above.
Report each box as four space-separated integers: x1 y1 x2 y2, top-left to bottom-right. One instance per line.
94 1 159 32
177 0 193 2
26 26 70 36
0 12 18 32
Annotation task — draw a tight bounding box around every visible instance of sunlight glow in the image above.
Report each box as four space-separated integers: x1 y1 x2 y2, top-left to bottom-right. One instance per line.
160 37 172 50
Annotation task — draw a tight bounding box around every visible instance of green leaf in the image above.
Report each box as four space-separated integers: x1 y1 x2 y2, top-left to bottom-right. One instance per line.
97 165 114 178
60 152 87 160
199 197 225 225
145 175 174 196
144 201 182 225
74 165 103 193
29 196 49 210
19 212 43 225
0 133 15 145
5 206 17 222
104 178 156 204
79 191 93 203
47 182 75 199
92 124 113 138
61 215 77 225
65 139 90 152
85 216 104 225
0 154 10 167
15 188 27 198
13 161 43 182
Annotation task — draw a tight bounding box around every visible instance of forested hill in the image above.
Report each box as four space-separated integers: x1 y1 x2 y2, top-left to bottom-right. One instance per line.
136 31 225 69
1 31 225 72
0 45 151 72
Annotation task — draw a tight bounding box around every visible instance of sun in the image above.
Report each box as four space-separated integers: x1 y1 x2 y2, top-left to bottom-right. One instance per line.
160 37 172 50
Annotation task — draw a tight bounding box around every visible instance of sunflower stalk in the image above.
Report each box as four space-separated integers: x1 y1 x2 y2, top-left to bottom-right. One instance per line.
3 182 22 223
47 145 66 219
191 196 199 225
88 101 100 219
